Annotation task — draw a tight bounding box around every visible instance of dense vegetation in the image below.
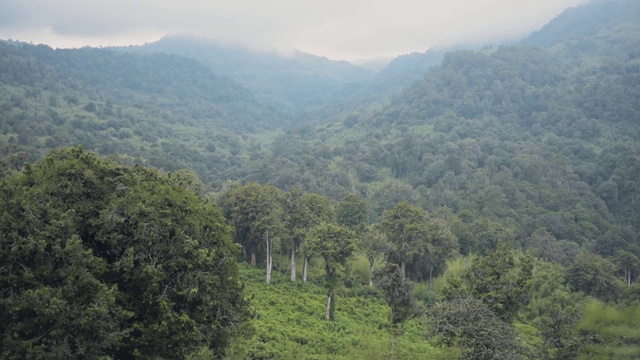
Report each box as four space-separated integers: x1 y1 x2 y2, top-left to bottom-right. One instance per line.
0 40 284 183
0 147 249 358
1 0 639 358
122 35 376 116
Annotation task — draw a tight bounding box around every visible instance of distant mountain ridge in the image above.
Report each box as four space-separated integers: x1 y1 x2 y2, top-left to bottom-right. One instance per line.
521 0 640 62
0 40 284 181
119 35 376 116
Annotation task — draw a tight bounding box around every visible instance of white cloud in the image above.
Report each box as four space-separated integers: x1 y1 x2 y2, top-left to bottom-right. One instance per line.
0 0 584 60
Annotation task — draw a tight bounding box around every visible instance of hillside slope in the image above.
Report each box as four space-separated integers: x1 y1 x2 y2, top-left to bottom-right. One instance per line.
0 41 282 182
229 0 640 256
121 36 376 116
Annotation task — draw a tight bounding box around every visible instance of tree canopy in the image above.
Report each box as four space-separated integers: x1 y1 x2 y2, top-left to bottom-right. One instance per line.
0 147 249 359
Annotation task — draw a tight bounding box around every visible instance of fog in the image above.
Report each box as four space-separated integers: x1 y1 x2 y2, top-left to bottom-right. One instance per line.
0 0 585 61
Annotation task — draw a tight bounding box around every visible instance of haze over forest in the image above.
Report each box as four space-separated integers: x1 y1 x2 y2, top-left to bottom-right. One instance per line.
1 0 584 61
1 0 639 359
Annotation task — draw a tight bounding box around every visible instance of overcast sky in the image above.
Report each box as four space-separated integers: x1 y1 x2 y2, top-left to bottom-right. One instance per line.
0 0 585 61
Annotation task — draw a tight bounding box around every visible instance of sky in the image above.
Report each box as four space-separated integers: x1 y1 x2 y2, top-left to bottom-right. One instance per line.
0 0 585 62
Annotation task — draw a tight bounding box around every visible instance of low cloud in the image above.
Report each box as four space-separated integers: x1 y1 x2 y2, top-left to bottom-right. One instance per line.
0 0 583 60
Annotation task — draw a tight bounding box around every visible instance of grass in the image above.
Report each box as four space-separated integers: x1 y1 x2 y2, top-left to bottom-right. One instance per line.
226 263 453 360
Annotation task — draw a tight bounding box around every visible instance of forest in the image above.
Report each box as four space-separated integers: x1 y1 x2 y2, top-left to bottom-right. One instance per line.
1 0 639 359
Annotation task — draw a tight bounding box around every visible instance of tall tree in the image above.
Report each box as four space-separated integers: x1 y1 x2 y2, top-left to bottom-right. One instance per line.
336 193 369 233
360 224 390 286
419 218 458 291
616 250 640 286
284 190 333 282
220 182 285 284
381 202 428 278
565 251 622 301
464 244 533 322
373 264 420 359
305 222 357 320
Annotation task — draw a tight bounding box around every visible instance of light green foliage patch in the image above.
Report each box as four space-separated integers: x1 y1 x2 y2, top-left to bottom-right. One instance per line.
228 265 452 360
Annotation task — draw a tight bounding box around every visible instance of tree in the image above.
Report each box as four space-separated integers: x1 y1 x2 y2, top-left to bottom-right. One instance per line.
468 218 515 256
381 202 428 278
360 224 390 286
616 250 640 286
464 244 533 322
284 190 334 283
430 296 523 360
220 182 285 284
381 202 457 285
565 252 622 301
373 264 420 359
418 218 458 291
538 303 583 360
336 193 368 233
0 147 249 359
304 222 357 320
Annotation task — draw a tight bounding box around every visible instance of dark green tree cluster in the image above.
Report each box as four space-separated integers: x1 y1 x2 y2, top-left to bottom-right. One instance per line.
382 202 457 289
432 245 533 359
0 147 249 359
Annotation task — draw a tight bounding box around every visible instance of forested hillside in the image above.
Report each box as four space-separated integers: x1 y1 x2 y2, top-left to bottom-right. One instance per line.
229 0 640 256
1 0 640 359
0 41 284 182
122 35 376 115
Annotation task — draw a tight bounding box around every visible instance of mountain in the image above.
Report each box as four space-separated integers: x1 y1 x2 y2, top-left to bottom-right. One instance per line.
1 0 640 358
0 41 283 182
522 0 640 62
374 48 448 89
120 35 376 116
228 0 640 256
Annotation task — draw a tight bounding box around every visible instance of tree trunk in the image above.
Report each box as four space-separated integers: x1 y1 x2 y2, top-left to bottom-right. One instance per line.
429 268 433 291
391 337 396 360
303 255 309 284
401 261 406 278
266 230 272 284
291 240 297 282
251 252 257 267
325 289 333 321
369 257 375 287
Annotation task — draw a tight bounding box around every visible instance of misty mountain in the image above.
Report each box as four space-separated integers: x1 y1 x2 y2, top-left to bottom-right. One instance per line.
0 41 286 181
1 41 285 126
119 35 376 116
522 0 640 62
2 0 640 358
226 0 639 253
374 48 448 88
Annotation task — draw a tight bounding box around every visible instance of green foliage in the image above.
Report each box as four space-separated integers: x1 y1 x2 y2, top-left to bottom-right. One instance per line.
227 264 453 360
219 182 285 269
305 222 357 320
616 250 640 286
373 264 421 329
305 223 358 284
565 252 623 301
430 296 524 360
336 193 369 233
358 224 390 285
381 202 428 275
464 244 533 322
0 41 284 184
0 147 249 359
577 300 640 359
